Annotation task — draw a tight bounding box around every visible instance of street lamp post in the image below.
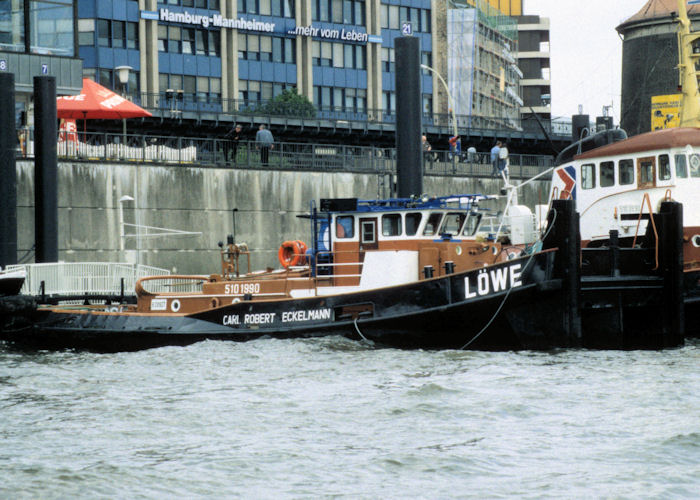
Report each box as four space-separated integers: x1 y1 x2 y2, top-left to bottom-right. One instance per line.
118 194 139 268
114 65 132 148
420 64 458 138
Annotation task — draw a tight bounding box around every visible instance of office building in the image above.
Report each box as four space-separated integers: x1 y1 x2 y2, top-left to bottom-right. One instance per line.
1 0 551 137
0 0 83 126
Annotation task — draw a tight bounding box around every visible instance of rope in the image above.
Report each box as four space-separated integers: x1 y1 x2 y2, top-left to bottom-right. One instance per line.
353 316 370 343
460 207 559 350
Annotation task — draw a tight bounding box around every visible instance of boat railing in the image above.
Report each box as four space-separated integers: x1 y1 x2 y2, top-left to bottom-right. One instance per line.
136 275 208 296
632 193 660 270
4 262 171 297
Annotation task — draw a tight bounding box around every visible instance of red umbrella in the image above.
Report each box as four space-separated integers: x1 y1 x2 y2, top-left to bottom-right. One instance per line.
57 78 152 120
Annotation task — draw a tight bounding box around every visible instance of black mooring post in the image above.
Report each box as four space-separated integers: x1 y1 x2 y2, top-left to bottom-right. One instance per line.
394 36 423 198
543 199 582 346
0 72 18 268
659 201 685 346
34 76 59 263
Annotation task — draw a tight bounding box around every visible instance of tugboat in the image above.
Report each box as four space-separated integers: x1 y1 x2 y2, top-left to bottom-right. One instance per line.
0 194 585 351
548 0 700 336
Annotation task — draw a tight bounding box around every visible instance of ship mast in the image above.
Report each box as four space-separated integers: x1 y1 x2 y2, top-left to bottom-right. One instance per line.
677 0 700 127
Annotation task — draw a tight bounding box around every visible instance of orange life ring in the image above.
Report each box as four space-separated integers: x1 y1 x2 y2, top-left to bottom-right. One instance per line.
278 240 308 268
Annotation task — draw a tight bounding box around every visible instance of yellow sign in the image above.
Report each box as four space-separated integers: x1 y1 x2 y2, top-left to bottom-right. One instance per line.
651 94 681 130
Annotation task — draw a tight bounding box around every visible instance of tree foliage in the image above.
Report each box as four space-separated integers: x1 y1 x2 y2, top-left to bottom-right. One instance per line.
260 88 316 118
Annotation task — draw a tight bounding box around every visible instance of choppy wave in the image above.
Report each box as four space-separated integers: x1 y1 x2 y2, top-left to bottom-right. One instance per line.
1 338 699 498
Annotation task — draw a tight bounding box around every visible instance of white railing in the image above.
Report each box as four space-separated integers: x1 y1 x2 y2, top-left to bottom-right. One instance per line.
4 262 171 296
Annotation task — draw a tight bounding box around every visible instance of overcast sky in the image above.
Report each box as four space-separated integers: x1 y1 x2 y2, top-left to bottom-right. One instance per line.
524 0 649 123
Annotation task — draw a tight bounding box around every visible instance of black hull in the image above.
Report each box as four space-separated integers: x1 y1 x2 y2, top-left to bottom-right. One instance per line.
685 269 700 338
0 276 24 297
1 252 572 352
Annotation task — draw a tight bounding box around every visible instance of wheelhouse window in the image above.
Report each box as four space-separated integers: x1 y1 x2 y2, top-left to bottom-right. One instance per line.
335 216 354 238
659 154 671 181
381 214 401 236
405 212 422 236
440 212 466 235
639 158 654 185
675 154 688 178
619 159 634 185
423 212 443 236
462 212 482 236
581 164 595 189
600 161 614 187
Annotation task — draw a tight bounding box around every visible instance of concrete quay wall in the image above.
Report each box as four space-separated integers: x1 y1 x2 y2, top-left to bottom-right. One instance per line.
16 161 551 274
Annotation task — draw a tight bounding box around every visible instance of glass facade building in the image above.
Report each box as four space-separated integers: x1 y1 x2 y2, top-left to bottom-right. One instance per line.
0 0 82 127
0 0 533 130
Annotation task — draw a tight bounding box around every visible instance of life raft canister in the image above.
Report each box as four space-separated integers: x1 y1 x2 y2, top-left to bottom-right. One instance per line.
278 240 308 268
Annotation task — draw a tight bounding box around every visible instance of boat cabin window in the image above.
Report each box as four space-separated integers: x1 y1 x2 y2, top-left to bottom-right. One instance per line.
639 158 655 186
691 153 700 178
675 154 688 178
581 164 595 189
600 161 614 187
462 212 482 236
440 212 466 236
658 154 671 181
335 216 354 238
423 212 444 236
405 212 422 236
361 219 376 244
619 159 634 185
381 214 401 236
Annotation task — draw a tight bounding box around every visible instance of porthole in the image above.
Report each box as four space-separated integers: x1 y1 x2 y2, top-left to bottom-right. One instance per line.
692 235 700 247
455 246 463 256
170 299 181 312
232 298 241 304
690 154 700 174
492 246 498 255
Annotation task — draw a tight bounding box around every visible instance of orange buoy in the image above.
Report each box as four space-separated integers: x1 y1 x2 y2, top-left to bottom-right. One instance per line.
278 240 308 267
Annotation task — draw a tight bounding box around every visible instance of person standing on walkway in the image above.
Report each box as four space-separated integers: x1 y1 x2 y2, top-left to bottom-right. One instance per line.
422 135 432 166
490 141 501 177
226 124 242 164
255 124 274 166
498 141 509 177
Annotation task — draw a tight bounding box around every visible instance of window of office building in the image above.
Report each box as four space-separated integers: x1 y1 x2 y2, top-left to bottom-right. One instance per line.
169 0 219 7
313 0 363 24
0 0 24 52
421 52 431 74
98 19 111 47
239 0 258 14
30 0 74 56
182 28 194 54
239 34 295 63
270 0 294 17
315 85 366 111
161 25 218 56
95 19 139 50
239 79 260 101
98 68 113 87
78 19 94 46
1 0 76 56
160 72 220 100
314 41 364 69
381 47 393 72
422 95 432 114
383 91 395 113
380 4 429 32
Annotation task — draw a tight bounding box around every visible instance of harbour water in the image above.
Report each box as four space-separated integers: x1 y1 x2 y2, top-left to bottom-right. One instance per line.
1 337 699 498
